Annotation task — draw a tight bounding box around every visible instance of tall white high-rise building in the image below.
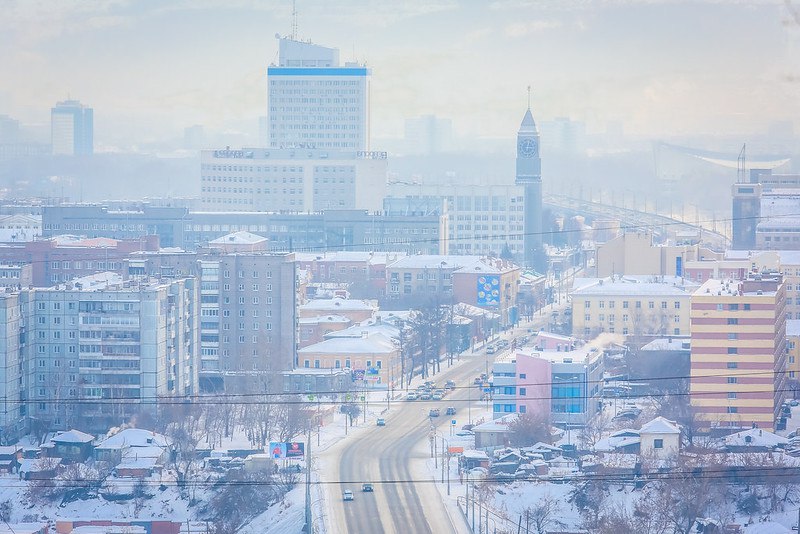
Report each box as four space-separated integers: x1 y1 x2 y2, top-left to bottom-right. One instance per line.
51 100 93 156
267 37 370 151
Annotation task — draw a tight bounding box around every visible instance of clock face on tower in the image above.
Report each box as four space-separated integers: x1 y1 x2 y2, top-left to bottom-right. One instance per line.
518 137 538 158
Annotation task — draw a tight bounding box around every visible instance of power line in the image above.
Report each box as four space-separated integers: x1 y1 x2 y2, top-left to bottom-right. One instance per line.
13 465 800 489
19 368 798 405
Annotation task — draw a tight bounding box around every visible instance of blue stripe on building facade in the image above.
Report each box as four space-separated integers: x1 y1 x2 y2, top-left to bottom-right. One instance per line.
267 67 369 76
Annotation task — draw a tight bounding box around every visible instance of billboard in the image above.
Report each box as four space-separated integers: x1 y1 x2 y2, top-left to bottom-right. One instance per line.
270 441 305 459
477 275 501 307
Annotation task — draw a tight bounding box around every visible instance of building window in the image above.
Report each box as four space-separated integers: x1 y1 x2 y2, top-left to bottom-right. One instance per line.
727 362 738 369
728 392 737 399
728 333 737 340
653 439 664 449
584 301 590 309
674 301 680 309
727 318 738 325
727 406 738 414
727 377 738 384
519 387 527 396
727 347 738 354
519 405 526 414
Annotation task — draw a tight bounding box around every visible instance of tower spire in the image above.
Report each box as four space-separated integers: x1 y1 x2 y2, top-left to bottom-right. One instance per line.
527 85 531 110
291 0 298 40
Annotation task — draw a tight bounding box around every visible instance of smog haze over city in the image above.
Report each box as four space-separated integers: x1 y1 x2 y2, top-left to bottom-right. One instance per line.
1 1 800 533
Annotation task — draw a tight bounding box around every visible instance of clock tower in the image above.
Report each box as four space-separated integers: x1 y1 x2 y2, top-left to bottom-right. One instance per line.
515 103 543 271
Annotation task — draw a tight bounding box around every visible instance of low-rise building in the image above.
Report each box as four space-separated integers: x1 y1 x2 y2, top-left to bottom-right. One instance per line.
639 417 680 459
295 332 399 387
570 275 695 340
492 339 606 428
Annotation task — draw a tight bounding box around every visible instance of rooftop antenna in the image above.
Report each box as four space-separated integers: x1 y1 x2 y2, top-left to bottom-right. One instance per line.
737 143 746 183
527 85 531 110
291 0 298 40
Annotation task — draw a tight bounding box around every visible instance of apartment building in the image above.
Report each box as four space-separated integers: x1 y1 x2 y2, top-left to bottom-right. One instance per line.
570 276 695 340
22 273 199 433
690 273 787 432
196 251 296 393
0 293 23 440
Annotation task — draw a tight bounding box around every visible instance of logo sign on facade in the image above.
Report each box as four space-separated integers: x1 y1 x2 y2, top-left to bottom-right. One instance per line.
476 275 501 307
356 150 388 160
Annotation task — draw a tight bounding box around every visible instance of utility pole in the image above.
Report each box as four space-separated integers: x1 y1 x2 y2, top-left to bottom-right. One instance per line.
304 430 312 533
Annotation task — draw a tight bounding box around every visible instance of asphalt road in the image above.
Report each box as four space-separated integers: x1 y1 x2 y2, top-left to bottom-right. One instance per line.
320 315 558 533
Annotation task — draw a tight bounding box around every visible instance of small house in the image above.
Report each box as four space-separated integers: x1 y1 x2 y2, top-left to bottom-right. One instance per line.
723 428 788 453
48 430 94 463
639 417 680 459
0 445 21 473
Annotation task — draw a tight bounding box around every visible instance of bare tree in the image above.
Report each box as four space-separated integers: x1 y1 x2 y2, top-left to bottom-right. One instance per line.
579 411 611 450
523 493 565 534
273 395 312 443
507 413 551 447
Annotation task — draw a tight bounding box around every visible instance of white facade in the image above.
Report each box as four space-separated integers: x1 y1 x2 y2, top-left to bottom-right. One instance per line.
268 37 370 151
386 182 525 256
200 147 387 212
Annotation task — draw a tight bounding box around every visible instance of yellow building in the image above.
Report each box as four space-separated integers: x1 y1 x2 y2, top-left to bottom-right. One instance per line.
595 231 718 278
295 332 400 387
690 274 787 432
570 276 695 340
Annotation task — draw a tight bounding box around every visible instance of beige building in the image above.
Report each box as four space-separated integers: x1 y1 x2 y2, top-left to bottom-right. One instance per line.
686 250 800 321
571 276 695 340
596 231 716 278
296 332 400 387
690 274 787 432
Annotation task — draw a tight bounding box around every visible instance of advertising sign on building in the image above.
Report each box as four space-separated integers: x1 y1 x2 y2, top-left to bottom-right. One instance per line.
477 275 501 307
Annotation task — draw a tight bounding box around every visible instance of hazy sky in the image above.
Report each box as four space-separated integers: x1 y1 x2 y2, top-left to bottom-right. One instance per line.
2 0 799 147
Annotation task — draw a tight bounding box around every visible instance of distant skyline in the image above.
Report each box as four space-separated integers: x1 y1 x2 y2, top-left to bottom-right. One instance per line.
1 0 799 149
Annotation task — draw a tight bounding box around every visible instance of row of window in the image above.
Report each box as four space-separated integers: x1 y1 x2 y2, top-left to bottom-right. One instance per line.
585 300 680 309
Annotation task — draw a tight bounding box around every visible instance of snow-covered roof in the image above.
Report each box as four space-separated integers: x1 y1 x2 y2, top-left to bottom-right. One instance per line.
473 414 516 433
571 276 696 297
95 428 169 450
325 322 399 341
116 456 160 470
297 333 397 355
0 445 20 455
723 428 788 449
594 429 641 452
298 314 351 325
639 337 691 351
52 429 94 444
462 450 490 460
299 298 375 312
209 231 267 245
639 417 680 435
388 255 518 273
